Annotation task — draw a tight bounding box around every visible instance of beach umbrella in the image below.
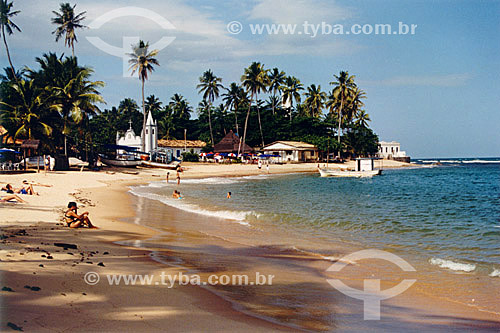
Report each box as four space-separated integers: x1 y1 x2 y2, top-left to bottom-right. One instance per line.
0 148 20 154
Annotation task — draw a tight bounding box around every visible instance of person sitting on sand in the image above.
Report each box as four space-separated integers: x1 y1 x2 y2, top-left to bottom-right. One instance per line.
0 194 26 203
64 202 97 228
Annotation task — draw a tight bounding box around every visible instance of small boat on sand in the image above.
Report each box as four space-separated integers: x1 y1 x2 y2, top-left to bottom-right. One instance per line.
141 160 180 169
98 154 142 168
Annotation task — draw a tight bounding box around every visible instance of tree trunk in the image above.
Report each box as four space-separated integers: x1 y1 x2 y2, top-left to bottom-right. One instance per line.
271 93 276 115
141 79 146 152
234 105 239 136
2 26 18 84
256 96 265 148
239 92 253 157
337 97 343 158
208 102 214 146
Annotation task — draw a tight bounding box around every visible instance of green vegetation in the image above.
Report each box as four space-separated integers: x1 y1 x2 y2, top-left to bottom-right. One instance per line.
0 1 379 161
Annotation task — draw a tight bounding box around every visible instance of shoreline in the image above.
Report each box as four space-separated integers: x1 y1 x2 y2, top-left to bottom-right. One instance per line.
2 160 499 331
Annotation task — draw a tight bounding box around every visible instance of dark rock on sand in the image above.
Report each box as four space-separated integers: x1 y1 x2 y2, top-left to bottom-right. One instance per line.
7 322 23 331
54 242 77 250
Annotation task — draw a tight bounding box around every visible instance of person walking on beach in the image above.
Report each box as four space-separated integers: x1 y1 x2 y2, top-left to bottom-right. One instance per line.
258 159 262 170
44 155 49 174
64 202 97 228
176 166 182 185
166 172 170 184
266 163 270 174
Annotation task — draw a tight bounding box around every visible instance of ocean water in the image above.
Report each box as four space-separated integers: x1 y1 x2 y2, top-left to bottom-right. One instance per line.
130 159 500 278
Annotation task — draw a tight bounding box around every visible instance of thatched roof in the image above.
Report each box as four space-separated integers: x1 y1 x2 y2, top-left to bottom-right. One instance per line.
0 125 22 145
214 130 252 153
263 141 318 151
158 139 206 148
21 140 40 149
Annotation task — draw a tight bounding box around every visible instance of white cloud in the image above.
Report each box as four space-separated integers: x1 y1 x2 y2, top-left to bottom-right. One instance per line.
361 74 471 87
249 0 352 23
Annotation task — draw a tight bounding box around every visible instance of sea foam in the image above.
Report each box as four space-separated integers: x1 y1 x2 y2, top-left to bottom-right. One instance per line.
429 258 476 272
489 269 500 277
129 187 254 226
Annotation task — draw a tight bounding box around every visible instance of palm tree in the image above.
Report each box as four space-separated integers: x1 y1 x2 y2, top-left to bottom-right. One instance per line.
169 93 191 121
355 110 371 128
0 0 21 81
344 87 366 123
304 84 326 118
267 68 285 115
280 76 303 124
240 62 268 153
145 94 162 117
51 3 86 57
128 40 159 151
0 79 55 142
118 98 139 114
197 69 223 146
51 68 105 155
330 71 356 158
222 82 246 136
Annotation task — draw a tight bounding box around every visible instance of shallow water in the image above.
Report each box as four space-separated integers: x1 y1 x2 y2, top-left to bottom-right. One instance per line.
132 161 500 276
128 159 500 326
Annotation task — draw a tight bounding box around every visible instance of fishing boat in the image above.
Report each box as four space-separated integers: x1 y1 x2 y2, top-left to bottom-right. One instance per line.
98 154 142 168
141 160 180 169
318 158 382 178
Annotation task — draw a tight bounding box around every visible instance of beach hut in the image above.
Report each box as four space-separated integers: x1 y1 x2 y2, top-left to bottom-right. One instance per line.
158 139 206 159
262 141 318 163
20 140 40 171
214 130 252 154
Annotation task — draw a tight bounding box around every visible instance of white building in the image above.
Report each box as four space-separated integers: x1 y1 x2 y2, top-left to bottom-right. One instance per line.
144 111 158 154
116 114 157 154
116 120 141 152
262 141 318 163
378 141 407 159
158 139 206 159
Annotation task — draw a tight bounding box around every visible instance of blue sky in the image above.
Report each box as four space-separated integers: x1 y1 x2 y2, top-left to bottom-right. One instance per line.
1 0 499 158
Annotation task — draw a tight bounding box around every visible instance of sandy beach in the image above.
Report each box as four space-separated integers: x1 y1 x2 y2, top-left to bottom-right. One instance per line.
2 160 500 332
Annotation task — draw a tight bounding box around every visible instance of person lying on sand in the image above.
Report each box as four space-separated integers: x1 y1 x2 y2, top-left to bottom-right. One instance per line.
64 202 98 229
2 183 38 195
22 180 52 187
0 194 26 203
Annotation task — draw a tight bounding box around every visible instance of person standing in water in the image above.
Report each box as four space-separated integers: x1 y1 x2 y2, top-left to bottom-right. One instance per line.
266 163 270 174
227 192 231 199
258 159 262 170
